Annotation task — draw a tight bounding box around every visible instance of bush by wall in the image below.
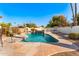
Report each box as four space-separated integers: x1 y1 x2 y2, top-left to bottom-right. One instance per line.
68 33 79 39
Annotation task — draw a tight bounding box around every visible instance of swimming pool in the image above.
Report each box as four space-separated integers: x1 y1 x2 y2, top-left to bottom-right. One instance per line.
22 32 58 43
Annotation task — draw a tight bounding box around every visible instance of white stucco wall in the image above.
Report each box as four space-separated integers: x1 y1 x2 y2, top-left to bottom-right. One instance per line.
47 26 79 34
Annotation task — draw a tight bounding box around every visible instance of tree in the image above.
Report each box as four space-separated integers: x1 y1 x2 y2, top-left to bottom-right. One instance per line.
59 15 68 26
0 16 2 18
41 25 44 27
70 3 78 26
46 20 53 27
0 22 12 28
0 22 7 27
74 3 77 26
0 22 12 35
25 23 37 28
0 16 3 47
46 15 68 27
70 3 75 22
0 22 13 43
76 14 79 25
7 23 12 27
52 16 59 26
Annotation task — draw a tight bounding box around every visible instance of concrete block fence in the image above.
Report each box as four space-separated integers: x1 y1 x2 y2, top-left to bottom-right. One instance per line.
46 26 79 34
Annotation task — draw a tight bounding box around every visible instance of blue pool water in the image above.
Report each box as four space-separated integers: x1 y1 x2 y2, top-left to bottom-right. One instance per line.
22 33 58 43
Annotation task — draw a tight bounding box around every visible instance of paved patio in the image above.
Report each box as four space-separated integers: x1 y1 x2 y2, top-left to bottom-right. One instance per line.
0 32 79 56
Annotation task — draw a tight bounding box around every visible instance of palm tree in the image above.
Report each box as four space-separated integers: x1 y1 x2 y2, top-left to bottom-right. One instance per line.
7 23 13 43
70 3 75 24
0 16 3 47
70 3 78 26
75 3 77 26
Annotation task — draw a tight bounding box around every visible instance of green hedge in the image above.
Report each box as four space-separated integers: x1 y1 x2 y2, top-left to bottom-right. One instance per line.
69 33 79 39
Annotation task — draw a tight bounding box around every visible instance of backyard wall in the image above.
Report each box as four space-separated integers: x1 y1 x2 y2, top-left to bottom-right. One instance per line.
19 28 25 33
47 26 79 34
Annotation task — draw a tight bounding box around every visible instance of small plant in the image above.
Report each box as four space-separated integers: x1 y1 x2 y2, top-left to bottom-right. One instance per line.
69 33 79 39
12 27 21 34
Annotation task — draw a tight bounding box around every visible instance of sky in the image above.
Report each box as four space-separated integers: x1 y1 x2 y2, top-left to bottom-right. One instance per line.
0 3 75 26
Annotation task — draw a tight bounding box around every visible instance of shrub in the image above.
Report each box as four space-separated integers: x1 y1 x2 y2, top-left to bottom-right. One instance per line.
12 27 21 34
69 33 79 39
5 30 13 37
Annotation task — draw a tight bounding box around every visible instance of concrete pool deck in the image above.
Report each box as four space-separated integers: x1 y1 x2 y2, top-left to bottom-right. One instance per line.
0 32 79 56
